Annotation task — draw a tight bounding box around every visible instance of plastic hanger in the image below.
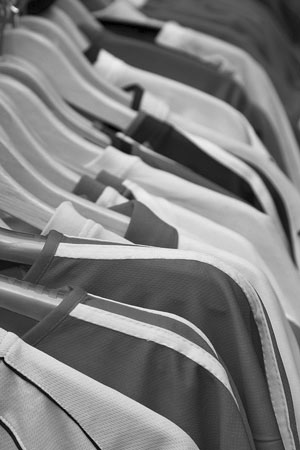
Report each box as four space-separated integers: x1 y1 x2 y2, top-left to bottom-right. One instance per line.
0 94 130 236
57 0 104 33
3 27 136 130
0 74 107 172
0 56 110 147
44 5 90 52
0 154 54 230
0 81 81 191
78 0 110 12
0 275 62 320
0 228 46 265
85 0 163 27
20 14 131 106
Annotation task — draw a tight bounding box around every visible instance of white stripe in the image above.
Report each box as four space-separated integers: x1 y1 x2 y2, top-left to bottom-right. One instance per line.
71 303 237 403
88 293 218 357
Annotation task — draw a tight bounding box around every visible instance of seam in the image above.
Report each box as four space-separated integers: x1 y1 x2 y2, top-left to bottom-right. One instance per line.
3 352 101 449
246 290 295 450
226 269 295 450
0 416 27 450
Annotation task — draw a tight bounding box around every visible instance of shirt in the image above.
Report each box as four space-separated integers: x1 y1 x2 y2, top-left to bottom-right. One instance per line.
110 193 300 376
16 230 298 450
109 112 294 255
42 201 130 243
85 145 289 250
155 21 300 184
95 13 286 168
139 0 300 89
40 195 298 361
138 0 300 147
116 133 241 199
84 130 274 222
94 48 270 159
87 154 300 331
0 286 254 450
0 326 201 450
81 24 251 112
114 201 300 384
189 126 300 269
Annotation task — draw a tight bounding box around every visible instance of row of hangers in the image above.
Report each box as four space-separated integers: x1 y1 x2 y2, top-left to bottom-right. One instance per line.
0 0 140 232
0 0 148 313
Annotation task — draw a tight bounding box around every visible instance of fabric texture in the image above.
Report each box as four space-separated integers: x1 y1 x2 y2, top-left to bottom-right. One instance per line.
0 291 254 450
155 21 300 182
0 327 200 450
15 231 296 450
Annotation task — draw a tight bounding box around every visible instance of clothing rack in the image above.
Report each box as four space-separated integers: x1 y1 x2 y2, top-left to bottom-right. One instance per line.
1 1 300 449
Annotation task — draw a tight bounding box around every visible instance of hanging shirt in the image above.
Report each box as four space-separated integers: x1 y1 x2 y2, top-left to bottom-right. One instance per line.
86 159 300 333
41 198 270 269
94 14 286 168
15 231 297 450
83 14 287 158
0 287 254 450
84 145 290 252
138 0 300 90
84 131 275 222
94 49 270 159
108 112 295 259
38 198 300 415
137 0 300 148
81 23 251 112
154 21 300 182
100 138 284 235
115 133 241 199
39 196 299 359
188 127 300 269
42 201 130 243
105 205 300 408
0 326 200 450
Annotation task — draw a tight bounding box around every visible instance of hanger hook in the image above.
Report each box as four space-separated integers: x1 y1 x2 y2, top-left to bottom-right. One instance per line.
0 0 21 56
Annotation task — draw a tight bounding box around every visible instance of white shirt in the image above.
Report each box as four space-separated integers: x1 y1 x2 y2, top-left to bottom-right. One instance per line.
0 327 201 450
94 49 269 159
85 149 300 331
155 21 300 191
85 146 288 246
188 129 300 269
42 201 130 243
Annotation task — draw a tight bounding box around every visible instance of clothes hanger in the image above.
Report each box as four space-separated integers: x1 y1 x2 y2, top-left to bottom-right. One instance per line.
20 13 132 106
56 0 105 34
0 228 46 265
0 80 82 191
85 0 163 28
80 0 110 11
2 27 136 130
0 94 130 236
0 74 107 173
0 56 110 147
44 5 90 52
0 154 54 230
0 275 62 320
